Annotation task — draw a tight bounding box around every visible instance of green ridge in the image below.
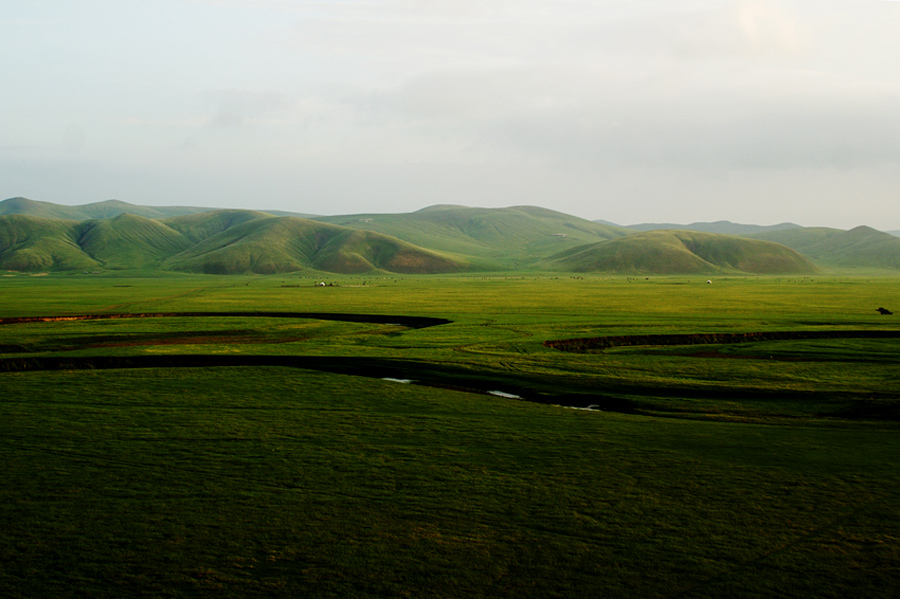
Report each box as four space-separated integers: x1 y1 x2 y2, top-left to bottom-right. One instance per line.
161 209 274 243
315 205 629 268
544 230 819 275
753 225 900 269
162 216 464 275
78 214 194 269
0 215 99 271
2 198 899 274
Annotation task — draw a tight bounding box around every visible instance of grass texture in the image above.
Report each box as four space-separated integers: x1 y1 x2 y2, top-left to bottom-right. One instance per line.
1 273 899 597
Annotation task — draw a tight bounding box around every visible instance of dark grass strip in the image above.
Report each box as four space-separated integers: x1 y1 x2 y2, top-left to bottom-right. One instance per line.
2 354 897 420
545 330 900 352
0 312 451 329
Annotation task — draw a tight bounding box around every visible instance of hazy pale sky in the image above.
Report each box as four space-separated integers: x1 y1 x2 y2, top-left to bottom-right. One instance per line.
3 0 899 228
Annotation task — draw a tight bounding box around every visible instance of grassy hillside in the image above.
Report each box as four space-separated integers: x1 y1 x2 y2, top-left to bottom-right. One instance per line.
162 217 335 274
5 198 900 275
162 209 274 243
77 214 194 270
753 225 900 270
312 228 465 274
0 197 221 220
544 230 818 275
0 197 97 221
163 216 465 275
623 220 802 235
1 209 464 275
316 205 628 267
0 215 99 271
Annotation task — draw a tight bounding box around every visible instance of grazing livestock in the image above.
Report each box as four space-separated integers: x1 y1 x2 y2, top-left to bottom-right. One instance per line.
876 307 893 315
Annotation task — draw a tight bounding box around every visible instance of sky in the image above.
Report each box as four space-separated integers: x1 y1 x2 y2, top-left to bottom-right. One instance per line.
2 0 900 229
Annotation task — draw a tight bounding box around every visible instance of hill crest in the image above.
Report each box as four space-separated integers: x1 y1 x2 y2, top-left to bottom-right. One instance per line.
544 230 818 275
2 198 899 274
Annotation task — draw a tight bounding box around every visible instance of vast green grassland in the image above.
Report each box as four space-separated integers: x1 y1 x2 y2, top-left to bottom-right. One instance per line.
1 273 898 597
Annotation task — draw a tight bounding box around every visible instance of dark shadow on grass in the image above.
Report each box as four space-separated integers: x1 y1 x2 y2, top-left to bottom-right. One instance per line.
545 330 900 352
2 312 898 420
3 354 897 420
0 354 638 413
0 312 452 329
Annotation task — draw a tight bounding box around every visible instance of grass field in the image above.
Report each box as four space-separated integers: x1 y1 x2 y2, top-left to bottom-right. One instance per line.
1 272 899 597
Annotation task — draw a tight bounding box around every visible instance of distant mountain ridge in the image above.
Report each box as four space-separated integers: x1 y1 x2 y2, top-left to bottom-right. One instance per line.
0 197 217 220
615 220 803 235
0 197 317 221
2 197 899 275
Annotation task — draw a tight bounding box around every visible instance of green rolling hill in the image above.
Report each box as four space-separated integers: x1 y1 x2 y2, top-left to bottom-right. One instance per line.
0 198 94 221
77 214 194 270
161 209 275 244
620 220 802 235
310 228 465 274
0 209 464 275
751 226 900 271
0 197 222 221
314 205 628 268
543 230 819 275
2 197 899 274
161 217 319 275
0 197 319 221
161 216 465 275
0 215 99 271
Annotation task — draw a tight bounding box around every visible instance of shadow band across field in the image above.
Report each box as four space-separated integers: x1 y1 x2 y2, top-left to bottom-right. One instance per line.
545 329 900 352
2 353 897 420
2 312 899 419
0 311 452 329
0 353 631 409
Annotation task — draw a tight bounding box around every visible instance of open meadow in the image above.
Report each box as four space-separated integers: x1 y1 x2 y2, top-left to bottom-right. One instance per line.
1 272 899 597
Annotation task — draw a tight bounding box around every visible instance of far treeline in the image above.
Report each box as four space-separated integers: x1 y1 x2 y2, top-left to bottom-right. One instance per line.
2 197 900 276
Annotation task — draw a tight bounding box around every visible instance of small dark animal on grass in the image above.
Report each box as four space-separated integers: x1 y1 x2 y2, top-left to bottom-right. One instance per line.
876 307 893 315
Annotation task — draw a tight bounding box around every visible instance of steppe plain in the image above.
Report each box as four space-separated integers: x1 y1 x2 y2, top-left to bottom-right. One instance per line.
1 272 898 598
